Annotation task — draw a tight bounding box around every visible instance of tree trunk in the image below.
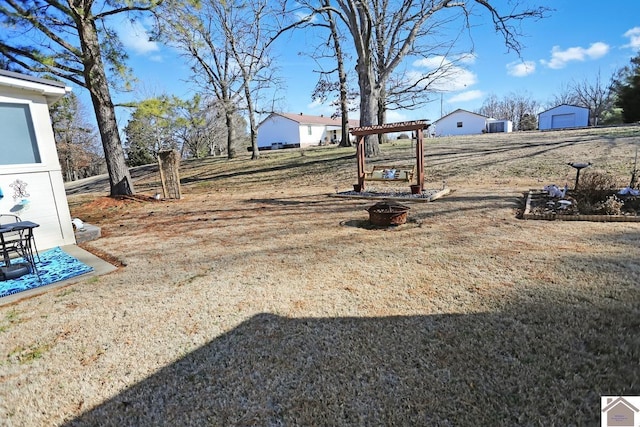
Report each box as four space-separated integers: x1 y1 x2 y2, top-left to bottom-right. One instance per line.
225 106 237 159
242 82 259 159
356 57 380 157
377 89 388 145
325 4 352 148
78 20 134 196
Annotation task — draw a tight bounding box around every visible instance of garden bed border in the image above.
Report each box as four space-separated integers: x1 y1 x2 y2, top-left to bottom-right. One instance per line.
523 190 640 222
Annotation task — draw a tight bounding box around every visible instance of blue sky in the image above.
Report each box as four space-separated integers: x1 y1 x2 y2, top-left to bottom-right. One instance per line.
99 0 640 127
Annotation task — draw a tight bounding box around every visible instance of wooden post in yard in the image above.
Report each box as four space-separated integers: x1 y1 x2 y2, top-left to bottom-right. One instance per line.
157 149 182 199
415 127 425 190
357 135 366 192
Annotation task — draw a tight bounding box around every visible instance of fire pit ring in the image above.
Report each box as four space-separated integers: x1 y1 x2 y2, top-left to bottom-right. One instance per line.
366 201 410 226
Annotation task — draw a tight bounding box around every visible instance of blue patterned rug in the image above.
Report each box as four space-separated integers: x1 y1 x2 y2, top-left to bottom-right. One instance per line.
0 247 94 298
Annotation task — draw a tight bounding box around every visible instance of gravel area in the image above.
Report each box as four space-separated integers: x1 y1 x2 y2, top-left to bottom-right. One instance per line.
1 128 639 426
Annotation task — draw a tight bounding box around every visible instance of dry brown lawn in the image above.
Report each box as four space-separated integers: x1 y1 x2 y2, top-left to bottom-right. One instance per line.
1 127 639 426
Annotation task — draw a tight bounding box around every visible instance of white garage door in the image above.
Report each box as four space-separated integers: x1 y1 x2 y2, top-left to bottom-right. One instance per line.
551 113 576 129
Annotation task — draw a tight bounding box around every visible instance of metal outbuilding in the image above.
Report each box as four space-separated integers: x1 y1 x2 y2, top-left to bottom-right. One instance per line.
538 104 590 130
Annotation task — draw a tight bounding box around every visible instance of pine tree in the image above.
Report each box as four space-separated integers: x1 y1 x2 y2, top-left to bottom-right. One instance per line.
612 53 640 123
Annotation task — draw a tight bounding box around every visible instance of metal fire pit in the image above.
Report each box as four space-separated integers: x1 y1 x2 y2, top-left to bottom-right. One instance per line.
367 201 410 226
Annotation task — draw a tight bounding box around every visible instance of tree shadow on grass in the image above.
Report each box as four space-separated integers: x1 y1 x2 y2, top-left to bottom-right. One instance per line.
65 292 638 426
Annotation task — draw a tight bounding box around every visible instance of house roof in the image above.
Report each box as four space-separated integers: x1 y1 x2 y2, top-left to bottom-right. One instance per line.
602 397 640 413
538 104 589 116
266 112 360 128
0 69 71 105
433 108 488 123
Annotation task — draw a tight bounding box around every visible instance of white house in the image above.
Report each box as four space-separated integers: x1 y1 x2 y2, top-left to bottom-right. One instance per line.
538 104 589 130
257 112 359 150
432 109 512 136
0 70 76 250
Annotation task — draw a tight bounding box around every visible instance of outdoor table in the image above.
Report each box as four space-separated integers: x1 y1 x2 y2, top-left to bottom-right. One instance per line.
0 221 40 280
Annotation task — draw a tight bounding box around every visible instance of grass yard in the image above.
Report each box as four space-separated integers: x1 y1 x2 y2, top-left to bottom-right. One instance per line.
1 126 639 426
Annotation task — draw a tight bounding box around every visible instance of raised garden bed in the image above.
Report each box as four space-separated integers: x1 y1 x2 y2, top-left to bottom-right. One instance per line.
523 189 640 222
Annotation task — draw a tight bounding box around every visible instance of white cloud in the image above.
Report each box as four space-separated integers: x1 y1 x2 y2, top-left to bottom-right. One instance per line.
624 27 640 49
411 54 478 92
118 20 160 55
540 42 609 69
413 53 476 69
448 90 484 103
506 60 536 77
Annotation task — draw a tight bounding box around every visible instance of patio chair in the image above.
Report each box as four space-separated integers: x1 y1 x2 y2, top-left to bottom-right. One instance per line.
0 214 40 279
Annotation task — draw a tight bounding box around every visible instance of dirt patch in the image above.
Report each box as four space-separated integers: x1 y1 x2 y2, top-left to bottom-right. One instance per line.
77 243 127 268
71 195 163 224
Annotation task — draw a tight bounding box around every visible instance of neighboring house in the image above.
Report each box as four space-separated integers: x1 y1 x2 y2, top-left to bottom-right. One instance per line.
257 112 360 150
538 104 589 130
0 69 76 250
432 109 512 136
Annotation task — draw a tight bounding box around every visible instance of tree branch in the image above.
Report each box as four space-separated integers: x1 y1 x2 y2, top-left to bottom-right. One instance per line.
94 0 165 20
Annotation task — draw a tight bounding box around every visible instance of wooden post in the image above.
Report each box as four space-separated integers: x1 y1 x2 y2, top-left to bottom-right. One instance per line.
416 127 425 190
356 135 366 192
157 150 182 199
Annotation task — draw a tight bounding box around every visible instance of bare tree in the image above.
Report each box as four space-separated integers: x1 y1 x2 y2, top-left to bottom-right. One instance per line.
547 71 615 126
547 82 579 108
0 0 162 195
372 1 467 142
159 0 245 159
478 91 540 130
210 0 308 159
477 93 502 119
571 70 614 126
324 0 353 147
314 0 547 157
307 0 357 147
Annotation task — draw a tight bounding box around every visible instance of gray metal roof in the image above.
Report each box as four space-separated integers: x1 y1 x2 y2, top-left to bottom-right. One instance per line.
0 69 67 89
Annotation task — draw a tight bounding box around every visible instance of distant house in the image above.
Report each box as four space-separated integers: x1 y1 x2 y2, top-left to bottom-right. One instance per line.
432 109 512 137
538 104 589 130
257 113 359 150
0 69 76 250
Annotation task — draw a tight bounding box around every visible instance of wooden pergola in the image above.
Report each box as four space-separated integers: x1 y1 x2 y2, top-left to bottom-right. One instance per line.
350 120 431 192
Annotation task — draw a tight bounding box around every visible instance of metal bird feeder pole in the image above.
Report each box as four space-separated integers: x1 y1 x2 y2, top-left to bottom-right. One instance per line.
568 162 591 190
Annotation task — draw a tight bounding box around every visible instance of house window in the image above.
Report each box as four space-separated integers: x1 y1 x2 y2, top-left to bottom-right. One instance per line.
0 103 41 165
307 125 312 135
456 121 463 128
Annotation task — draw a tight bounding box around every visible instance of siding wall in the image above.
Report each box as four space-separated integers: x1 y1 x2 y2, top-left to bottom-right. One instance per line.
434 111 488 136
0 85 75 250
298 124 327 147
257 116 300 148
